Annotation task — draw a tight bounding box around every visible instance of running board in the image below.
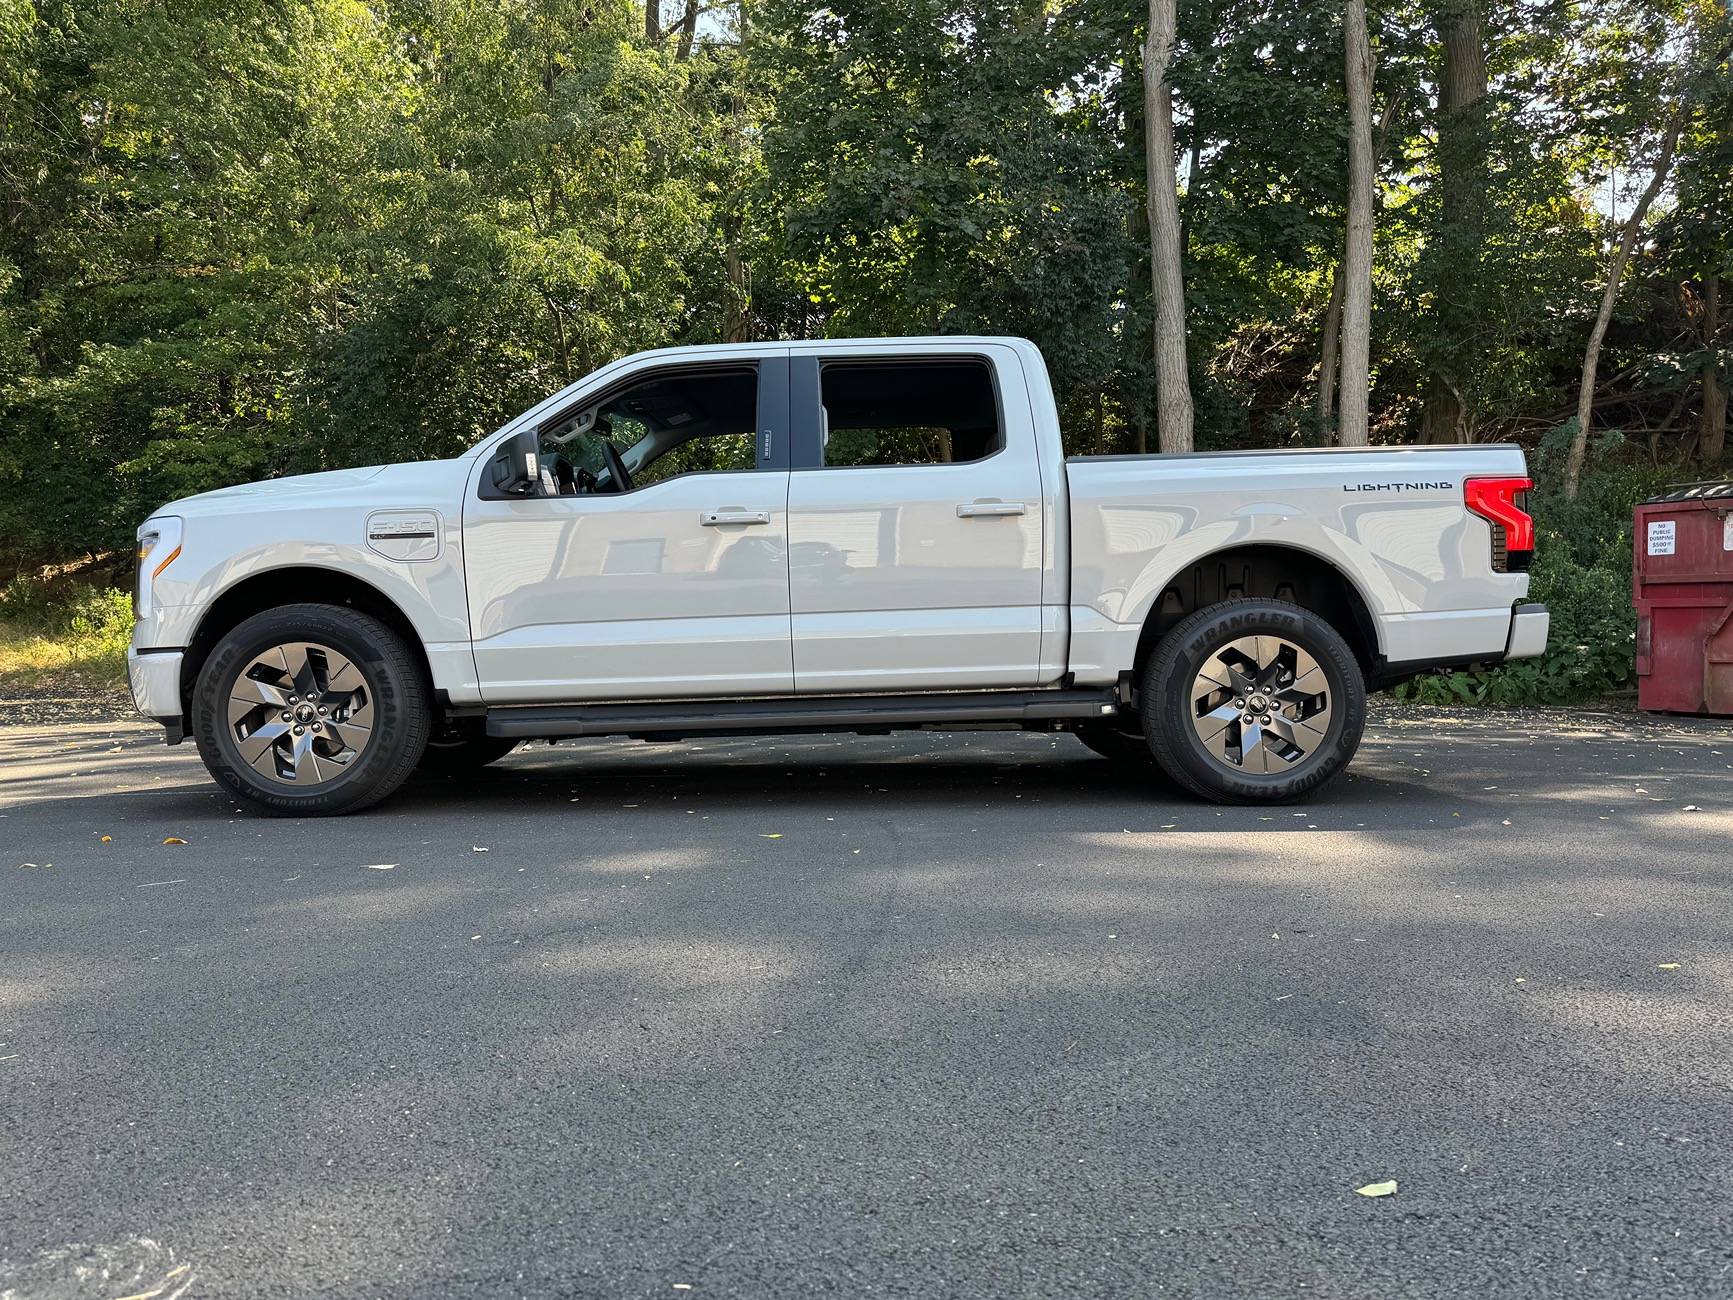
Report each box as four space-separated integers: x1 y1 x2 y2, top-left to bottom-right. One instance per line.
484 688 1119 740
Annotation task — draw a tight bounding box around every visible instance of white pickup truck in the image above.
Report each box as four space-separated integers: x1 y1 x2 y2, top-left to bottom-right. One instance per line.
128 336 1548 814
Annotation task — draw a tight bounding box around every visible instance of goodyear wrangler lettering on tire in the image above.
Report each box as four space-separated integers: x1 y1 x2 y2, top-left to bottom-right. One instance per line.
1141 598 1366 805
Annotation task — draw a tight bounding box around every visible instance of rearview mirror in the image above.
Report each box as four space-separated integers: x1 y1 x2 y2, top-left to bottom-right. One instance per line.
486 429 541 498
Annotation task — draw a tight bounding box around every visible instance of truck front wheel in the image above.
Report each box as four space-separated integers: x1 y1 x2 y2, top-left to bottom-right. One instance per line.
192 603 430 816
1141 598 1365 804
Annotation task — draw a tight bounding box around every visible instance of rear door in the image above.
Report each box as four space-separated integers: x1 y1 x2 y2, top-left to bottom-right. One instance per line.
463 354 794 703
785 344 1046 693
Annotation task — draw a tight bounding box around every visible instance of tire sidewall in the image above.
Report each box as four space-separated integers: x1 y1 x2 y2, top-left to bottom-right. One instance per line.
1143 600 1365 803
193 604 426 815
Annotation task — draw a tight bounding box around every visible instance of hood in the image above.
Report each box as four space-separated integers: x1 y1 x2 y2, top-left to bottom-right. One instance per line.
159 465 388 515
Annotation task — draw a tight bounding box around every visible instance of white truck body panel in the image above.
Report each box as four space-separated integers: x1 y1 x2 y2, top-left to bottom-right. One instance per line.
1064 443 1534 683
462 464 796 702
129 336 1543 735
786 339 1050 692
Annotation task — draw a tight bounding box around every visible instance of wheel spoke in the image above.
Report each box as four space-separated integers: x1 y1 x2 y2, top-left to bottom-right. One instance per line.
1264 713 1324 755
284 644 320 701
230 676 289 714
327 717 371 749
285 728 324 784
1253 636 1281 678
1192 700 1240 746
325 658 365 698
238 720 291 777
1196 658 1236 693
1274 666 1325 706
1239 720 1270 773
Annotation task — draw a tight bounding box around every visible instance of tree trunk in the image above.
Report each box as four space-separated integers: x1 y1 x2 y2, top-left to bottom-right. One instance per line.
1316 262 1344 436
1563 109 1689 499
1703 273 1727 464
1420 0 1489 443
645 0 659 42
1318 94 1400 440
1337 0 1375 447
1143 0 1194 454
722 236 749 343
676 0 700 59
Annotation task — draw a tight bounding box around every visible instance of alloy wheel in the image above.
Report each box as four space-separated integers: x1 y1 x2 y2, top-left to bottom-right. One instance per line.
227 641 374 785
1189 634 1333 775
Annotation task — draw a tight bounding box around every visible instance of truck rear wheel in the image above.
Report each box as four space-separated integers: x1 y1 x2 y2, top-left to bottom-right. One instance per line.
1141 598 1365 804
192 603 430 816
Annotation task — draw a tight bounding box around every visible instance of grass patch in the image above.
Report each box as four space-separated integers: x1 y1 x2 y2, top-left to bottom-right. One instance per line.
0 574 134 688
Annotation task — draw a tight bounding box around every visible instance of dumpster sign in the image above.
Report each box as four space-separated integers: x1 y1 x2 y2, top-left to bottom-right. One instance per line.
1647 519 1676 556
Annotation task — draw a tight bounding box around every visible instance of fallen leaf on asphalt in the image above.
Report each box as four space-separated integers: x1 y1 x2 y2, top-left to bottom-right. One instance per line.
100 835 112 843
19 863 39 870
1354 1180 1398 1198
1658 963 1681 970
760 833 782 839
162 837 186 845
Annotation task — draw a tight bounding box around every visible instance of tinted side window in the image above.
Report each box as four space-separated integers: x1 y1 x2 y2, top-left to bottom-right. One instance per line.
539 367 758 495
819 361 1001 468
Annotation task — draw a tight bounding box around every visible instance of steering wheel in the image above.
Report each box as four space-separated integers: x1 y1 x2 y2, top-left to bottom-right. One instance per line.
599 438 633 494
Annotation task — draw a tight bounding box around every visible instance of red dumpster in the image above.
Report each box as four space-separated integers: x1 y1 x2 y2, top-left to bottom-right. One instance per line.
1633 481 1733 715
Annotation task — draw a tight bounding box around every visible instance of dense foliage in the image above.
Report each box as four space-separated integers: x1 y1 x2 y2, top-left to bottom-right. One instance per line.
2 0 1729 701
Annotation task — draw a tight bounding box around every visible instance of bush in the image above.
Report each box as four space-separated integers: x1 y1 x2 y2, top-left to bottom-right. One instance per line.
64 587 136 667
0 574 134 684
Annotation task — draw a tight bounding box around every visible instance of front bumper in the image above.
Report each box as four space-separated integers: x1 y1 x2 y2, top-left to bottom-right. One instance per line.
127 647 185 738
1504 602 1550 660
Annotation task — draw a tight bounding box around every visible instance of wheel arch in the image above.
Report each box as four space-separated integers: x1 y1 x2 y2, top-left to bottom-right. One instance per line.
179 567 435 714
1130 543 1381 681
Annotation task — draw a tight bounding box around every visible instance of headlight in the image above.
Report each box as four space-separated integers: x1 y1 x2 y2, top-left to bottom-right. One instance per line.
135 516 183 620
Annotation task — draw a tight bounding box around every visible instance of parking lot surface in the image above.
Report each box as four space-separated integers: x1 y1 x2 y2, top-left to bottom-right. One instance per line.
3 701 1731 1298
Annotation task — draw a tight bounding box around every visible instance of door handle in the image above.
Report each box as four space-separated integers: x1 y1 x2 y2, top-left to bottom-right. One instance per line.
700 509 772 527
956 500 1027 518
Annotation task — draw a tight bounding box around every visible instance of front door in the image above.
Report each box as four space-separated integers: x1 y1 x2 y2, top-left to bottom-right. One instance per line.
463 356 794 703
785 348 1047 693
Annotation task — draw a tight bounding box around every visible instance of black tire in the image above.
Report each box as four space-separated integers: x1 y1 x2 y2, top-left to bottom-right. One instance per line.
1072 721 1156 765
1141 597 1365 804
417 731 519 774
192 602 430 816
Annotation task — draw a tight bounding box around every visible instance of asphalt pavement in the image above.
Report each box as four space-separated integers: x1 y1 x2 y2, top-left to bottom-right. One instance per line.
3 700 1732 1298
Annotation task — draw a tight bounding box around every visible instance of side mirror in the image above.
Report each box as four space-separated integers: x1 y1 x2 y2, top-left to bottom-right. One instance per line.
486 429 541 498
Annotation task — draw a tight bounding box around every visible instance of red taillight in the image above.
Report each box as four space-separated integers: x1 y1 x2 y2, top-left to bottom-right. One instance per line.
1465 476 1535 561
